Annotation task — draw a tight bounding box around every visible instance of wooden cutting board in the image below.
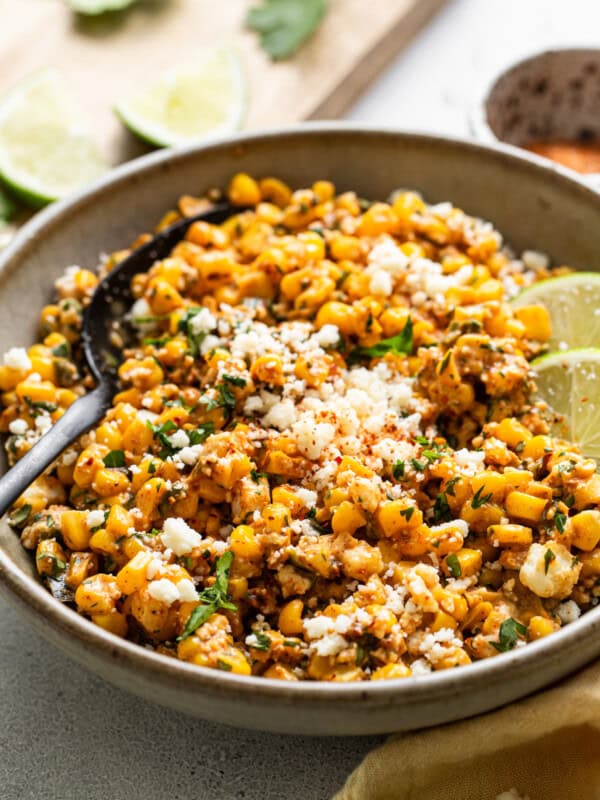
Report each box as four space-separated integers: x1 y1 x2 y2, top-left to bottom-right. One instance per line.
0 0 446 166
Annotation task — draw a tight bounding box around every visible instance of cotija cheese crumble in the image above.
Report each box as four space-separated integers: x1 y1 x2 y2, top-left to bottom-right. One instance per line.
3 174 599 681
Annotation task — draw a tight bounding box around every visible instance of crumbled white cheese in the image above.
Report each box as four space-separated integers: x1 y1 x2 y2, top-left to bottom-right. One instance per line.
189 307 217 335
292 487 318 508
4 347 31 372
313 324 340 347
35 414 52 434
519 542 580 599
160 517 202 556
167 429 190 450
177 445 203 465
8 418 28 435
86 510 105 529
453 448 485 475
262 399 298 430
292 416 336 459
147 579 180 605
303 615 334 639
369 269 393 296
556 599 581 625
522 250 549 272
314 633 348 656
176 578 199 602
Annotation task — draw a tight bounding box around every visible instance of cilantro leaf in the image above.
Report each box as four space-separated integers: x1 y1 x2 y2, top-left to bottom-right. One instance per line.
348 317 413 364
544 548 556 574
392 460 405 480
432 492 451 522
103 449 126 468
554 511 567 534
222 373 247 388
492 617 527 652
248 631 271 651
177 307 208 359
9 503 32 527
446 553 462 578
188 422 215 445
471 486 493 509
178 551 236 640
246 0 328 61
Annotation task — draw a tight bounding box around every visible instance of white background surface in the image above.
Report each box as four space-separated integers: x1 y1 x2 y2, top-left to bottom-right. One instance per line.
2 1 599 798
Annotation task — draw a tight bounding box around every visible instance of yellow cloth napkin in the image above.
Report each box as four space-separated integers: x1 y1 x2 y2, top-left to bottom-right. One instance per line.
334 661 600 800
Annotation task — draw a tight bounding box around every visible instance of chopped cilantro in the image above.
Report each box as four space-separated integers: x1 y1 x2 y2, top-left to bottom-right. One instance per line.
188 422 215 445
446 553 462 578
445 477 460 497
400 507 415 521
393 460 405 480
51 341 71 358
9 503 32 527
491 617 527 653
177 551 236 640
103 450 126 469
177 307 207 358
471 486 493 509
544 548 556 574
146 419 178 458
250 469 269 482
249 631 271 651
433 492 451 522
347 317 413 364
411 458 426 472
222 373 247 388
554 511 567 534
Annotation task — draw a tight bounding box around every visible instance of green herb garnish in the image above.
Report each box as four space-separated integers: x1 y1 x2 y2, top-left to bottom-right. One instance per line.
178 551 236 640
554 511 567 534
544 548 556 574
446 553 462 578
392 460 405 480
9 503 32 527
249 631 271 651
347 317 413 364
103 449 126 468
471 486 493 509
491 617 527 653
246 0 328 61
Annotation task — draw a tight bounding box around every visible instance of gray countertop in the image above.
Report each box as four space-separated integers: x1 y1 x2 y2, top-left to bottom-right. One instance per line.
3 0 600 797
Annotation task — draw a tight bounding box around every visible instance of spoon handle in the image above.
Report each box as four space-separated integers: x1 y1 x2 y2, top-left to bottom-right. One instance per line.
0 384 112 519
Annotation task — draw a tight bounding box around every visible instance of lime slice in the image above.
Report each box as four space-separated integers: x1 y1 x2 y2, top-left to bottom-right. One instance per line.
532 348 600 459
511 273 600 351
0 70 106 208
114 48 247 148
69 0 136 13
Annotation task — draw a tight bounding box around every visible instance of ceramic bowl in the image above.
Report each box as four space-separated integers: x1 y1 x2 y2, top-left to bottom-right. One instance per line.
470 48 600 185
1 125 600 735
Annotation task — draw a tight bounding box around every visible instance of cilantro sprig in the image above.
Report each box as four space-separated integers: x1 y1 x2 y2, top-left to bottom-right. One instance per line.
491 617 527 652
246 0 328 61
347 317 413 364
178 552 237 640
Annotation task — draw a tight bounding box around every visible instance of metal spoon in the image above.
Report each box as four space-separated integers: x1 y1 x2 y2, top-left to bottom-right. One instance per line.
0 203 237 518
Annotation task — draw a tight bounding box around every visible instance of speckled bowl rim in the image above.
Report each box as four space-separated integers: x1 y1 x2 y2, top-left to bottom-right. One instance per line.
1 122 599 710
469 46 600 187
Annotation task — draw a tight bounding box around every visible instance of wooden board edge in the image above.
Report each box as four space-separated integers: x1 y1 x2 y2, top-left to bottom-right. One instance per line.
307 0 449 120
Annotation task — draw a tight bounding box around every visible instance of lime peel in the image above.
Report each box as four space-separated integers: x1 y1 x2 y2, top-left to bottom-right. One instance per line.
114 47 247 148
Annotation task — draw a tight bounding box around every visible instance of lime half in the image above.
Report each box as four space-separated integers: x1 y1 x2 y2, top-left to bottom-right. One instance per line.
532 348 600 459
115 48 247 148
511 272 600 351
0 70 106 207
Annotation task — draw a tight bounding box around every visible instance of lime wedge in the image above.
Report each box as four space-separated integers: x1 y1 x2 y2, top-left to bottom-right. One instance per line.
114 48 247 148
0 70 107 208
511 272 600 351
69 0 136 13
532 348 600 459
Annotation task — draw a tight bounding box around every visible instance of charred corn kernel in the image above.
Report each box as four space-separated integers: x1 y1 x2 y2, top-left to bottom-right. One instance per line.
278 599 304 635
571 509 600 551
61 509 91 550
0 365 25 391
430 610 459 632
338 456 374 479
443 548 482 578
228 173 261 206
116 551 154 594
271 485 305 516
459 501 503 533
122 417 154 454
580 550 600 577
263 664 298 680
522 435 552 460
121 535 146 560
16 380 56 404
92 611 128 637
494 418 532 449
294 354 331 387
528 615 557 640
514 305 552 341
371 663 411 680
216 649 252 675
470 471 506 503
574 474 600 509
259 177 292 207
92 468 130 498
379 307 410 337
376 501 423 538
262 503 289 533
488 523 533 548
329 234 362 262
251 354 284 385
36 539 67 577
228 576 248 602
73 445 107 487
118 357 164 390
65 552 98 589
75 574 121 614
315 301 359 336
28 355 55 382
230 525 262 560
194 476 228 503
503 468 533 492
95 422 123 450
331 501 366 535
105 504 133 538
505 491 547 523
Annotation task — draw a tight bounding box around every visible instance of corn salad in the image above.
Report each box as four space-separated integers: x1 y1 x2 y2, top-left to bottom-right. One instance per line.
3 174 599 682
